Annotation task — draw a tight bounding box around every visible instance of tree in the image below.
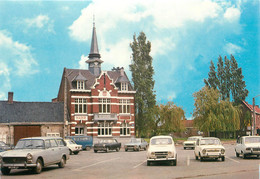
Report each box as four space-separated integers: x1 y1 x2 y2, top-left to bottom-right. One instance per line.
230 55 249 105
204 60 219 89
204 55 248 104
129 32 156 137
154 102 185 135
193 86 240 135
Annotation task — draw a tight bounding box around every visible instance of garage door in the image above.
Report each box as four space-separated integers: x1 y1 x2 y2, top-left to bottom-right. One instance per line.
14 126 41 145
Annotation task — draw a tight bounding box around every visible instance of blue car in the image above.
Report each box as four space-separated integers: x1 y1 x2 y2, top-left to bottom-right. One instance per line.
65 136 93 150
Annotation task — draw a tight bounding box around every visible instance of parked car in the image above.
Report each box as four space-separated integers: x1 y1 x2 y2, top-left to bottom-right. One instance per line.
146 136 177 166
194 137 225 161
64 139 82 155
235 136 260 158
183 136 202 150
94 139 121 153
66 135 93 150
124 138 148 151
0 137 70 175
0 141 13 152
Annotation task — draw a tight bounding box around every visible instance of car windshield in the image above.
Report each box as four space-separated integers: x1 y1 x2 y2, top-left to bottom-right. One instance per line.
130 138 141 143
15 139 44 149
0 141 5 146
100 139 115 143
187 137 197 141
66 140 76 144
245 137 260 143
200 139 220 145
151 138 172 145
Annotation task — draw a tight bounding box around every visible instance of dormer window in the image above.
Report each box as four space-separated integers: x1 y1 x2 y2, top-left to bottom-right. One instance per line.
77 81 85 90
121 83 128 91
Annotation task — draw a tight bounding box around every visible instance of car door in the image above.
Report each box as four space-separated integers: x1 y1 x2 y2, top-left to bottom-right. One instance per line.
49 139 60 162
236 137 242 154
194 139 200 156
56 138 68 156
44 139 56 165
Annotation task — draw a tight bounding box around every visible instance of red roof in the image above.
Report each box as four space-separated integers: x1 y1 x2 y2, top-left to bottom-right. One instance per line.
242 101 260 114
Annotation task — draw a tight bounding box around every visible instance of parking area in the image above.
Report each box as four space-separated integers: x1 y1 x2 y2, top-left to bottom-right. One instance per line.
1 144 259 179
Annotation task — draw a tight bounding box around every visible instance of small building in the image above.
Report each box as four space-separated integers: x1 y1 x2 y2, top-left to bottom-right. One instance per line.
0 92 64 145
55 23 136 142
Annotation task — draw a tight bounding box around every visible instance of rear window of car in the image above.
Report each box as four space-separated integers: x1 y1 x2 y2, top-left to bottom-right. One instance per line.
245 137 260 143
151 138 172 145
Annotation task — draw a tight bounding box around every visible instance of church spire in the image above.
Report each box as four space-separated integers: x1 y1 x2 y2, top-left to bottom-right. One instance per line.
86 18 103 76
88 16 101 59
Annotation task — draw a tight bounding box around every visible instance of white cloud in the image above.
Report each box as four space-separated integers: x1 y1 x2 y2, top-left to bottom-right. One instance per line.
0 30 38 99
168 91 177 101
224 7 241 22
79 55 88 69
24 15 54 33
224 42 242 54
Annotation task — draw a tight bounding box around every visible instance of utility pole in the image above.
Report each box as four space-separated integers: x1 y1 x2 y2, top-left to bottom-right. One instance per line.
253 94 260 136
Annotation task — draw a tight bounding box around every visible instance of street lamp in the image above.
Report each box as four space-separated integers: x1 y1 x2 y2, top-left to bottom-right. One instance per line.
253 94 260 136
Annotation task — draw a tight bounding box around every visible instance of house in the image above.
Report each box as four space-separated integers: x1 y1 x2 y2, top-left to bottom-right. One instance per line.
0 92 64 145
242 100 260 134
55 23 136 141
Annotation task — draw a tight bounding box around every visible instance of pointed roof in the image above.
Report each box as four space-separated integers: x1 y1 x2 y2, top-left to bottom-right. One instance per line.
72 72 87 81
87 23 101 59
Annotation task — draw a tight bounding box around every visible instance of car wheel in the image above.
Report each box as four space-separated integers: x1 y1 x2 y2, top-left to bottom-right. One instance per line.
33 159 43 174
73 151 79 155
116 147 120 152
236 152 239 157
221 156 225 161
199 154 203 162
144 146 147 151
1 167 11 175
125 148 128 152
195 155 198 160
137 146 141 151
94 150 97 153
69 149 72 155
242 152 247 159
58 156 66 168
86 147 91 151
106 147 109 152
184 147 186 150
147 161 151 166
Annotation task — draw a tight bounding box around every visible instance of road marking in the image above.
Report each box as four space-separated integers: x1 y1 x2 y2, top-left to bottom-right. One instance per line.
73 157 120 171
226 156 240 163
133 160 146 169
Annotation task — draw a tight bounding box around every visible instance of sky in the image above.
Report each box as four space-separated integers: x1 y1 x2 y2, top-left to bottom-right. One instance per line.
0 0 259 119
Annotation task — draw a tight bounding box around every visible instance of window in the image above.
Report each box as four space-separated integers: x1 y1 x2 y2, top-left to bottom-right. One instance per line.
98 122 112 136
77 81 85 90
75 98 87 114
99 98 111 113
120 122 130 136
119 99 130 114
75 126 84 135
50 139 58 147
121 83 128 91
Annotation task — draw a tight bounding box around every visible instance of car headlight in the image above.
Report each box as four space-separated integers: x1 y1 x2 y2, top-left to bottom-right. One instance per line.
246 147 251 150
168 151 172 155
202 149 206 154
151 152 155 155
26 153 33 163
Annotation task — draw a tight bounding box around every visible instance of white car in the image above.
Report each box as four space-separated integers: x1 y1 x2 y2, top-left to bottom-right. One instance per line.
194 137 225 161
64 139 82 155
146 136 177 166
235 136 260 158
183 136 202 150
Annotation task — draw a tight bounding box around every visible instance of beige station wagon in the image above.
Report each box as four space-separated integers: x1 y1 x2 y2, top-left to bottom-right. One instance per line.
0 137 70 175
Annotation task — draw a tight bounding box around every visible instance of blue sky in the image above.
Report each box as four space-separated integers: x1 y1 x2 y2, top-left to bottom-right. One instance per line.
0 0 259 119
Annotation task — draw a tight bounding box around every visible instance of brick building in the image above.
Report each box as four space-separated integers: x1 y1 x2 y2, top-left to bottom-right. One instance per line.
56 23 135 140
242 100 260 134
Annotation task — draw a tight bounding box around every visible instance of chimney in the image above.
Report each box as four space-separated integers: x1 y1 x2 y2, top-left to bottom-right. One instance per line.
8 92 13 104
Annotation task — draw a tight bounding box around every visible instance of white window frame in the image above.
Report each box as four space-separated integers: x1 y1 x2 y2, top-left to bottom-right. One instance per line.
120 122 130 136
98 122 112 136
99 98 111 114
46 133 60 137
75 98 87 114
119 99 130 114
77 81 85 90
75 126 85 135
121 83 128 91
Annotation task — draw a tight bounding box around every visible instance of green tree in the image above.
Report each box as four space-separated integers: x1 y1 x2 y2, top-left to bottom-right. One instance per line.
155 102 185 135
230 55 249 105
204 60 219 89
223 56 231 100
193 86 240 135
129 32 156 137
217 56 225 100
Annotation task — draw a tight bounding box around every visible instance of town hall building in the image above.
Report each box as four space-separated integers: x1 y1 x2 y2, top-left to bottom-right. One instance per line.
56 23 136 139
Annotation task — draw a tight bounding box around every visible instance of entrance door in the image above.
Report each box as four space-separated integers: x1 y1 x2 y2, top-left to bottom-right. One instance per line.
14 126 41 145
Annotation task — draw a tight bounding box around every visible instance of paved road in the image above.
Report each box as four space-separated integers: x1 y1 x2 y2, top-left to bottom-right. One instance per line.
1 144 259 179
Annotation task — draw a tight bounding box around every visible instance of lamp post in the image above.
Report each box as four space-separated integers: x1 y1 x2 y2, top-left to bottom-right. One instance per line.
253 94 260 136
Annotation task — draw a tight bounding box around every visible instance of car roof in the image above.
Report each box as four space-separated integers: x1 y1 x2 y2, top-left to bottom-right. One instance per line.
200 137 220 140
242 136 260 138
188 136 202 138
19 137 63 140
150 135 172 139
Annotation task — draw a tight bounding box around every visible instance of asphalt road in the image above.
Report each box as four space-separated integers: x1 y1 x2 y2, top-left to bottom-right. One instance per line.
1 143 259 179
